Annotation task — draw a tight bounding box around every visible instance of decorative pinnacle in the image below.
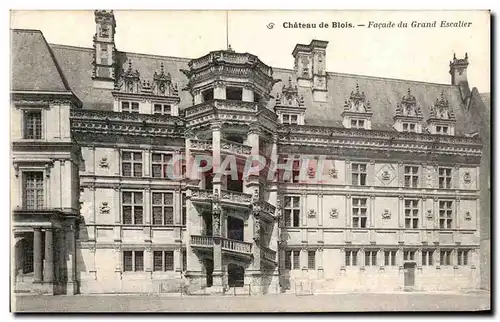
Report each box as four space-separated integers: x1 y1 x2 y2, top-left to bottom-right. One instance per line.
160 62 164 74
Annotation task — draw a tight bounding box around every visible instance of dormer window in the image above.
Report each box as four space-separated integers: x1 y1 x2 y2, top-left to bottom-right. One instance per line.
282 113 299 125
226 87 243 101
153 103 171 116
435 125 450 135
402 122 417 133
427 92 456 136
351 119 365 129
121 101 139 113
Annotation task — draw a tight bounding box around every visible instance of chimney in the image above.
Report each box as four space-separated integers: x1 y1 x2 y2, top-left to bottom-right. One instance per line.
92 10 117 89
449 53 469 86
292 40 329 102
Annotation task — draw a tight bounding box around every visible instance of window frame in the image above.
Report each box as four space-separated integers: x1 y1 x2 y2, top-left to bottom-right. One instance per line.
352 197 368 228
351 163 367 186
364 249 378 266
282 113 299 125
122 190 144 225
403 250 416 261
438 167 453 189
153 103 172 116
283 196 301 227
404 199 419 229
439 250 452 266
121 100 140 114
22 171 44 210
151 191 174 226
307 250 316 270
404 166 419 188
153 250 175 272
345 249 358 266
121 151 143 177
350 119 366 129
151 152 173 179
438 200 454 229
422 250 434 266
22 109 43 140
457 250 469 266
384 250 397 266
123 250 144 272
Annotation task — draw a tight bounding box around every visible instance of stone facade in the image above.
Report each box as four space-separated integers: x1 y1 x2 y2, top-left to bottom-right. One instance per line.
11 11 488 295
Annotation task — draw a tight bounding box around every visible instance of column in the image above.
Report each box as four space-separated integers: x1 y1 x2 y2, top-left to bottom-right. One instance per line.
369 160 376 186
398 196 404 228
174 247 182 272
318 194 323 227
398 162 404 187
453 164 460 189
211 120 223 289
345 159 351 187
33 228 43 283
113 185 121 242
455 197 460 229
66 224 77 292
144 149 151 177
43 229 54 283
369 195 375 228
317 247 324 278
88 145 96 174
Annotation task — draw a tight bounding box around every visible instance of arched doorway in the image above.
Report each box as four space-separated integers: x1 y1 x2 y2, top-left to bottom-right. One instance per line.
228 263 244 287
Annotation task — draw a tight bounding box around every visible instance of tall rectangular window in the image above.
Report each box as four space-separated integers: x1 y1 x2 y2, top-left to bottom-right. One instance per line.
458 250 469 266
352 198 368 228
152 192 174 225
23 172 44 209
153 104 172 116
403 250 416 261
422 250 434 266
365 250 378 266
123 250 144 272
153 250 174 271
292 250 300 270
440 250 452 266
122 191 143 225
308 251 316 270
152 153 172 178
384 250 397 266
439 200 453 229
404 166 419 188
351 163 367 186
345 250 358 266
284 196 300 227
121 101 139 113
404 199 419 229
122 151 143 177
23 110 42 139
438 167 452 189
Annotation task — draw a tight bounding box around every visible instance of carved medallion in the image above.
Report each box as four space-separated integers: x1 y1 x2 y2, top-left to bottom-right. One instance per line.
426 210 433 219
99 202 110 215
328 167 338 179
464 211 472 221
308 209 316 218
381 209 391 219
463 171 472 185
329 208 339 219
308 167 316 179
377 164 395 185
99 157 109 168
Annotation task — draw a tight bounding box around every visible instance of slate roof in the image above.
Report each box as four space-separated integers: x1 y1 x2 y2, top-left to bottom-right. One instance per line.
12 29 475 136
11 29 71 92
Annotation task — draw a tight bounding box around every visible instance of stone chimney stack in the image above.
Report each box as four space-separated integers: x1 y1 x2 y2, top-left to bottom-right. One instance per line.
92 10 117 89
449 53 469 86
292 40 328 102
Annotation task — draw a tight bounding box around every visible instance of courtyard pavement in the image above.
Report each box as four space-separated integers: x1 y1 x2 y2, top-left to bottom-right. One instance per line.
13 291 491 313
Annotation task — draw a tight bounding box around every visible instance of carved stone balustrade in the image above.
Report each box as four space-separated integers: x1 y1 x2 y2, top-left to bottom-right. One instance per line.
220 139 252 156
221 237 252 255
220 190 253 208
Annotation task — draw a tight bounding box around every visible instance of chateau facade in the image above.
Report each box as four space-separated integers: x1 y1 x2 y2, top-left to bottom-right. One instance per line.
11 11 489 295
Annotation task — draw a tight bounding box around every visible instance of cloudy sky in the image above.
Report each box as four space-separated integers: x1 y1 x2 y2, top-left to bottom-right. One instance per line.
10 10 490 92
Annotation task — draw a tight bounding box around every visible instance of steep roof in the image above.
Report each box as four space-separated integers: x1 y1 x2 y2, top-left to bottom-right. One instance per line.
11 29 71 92
13 29 474 136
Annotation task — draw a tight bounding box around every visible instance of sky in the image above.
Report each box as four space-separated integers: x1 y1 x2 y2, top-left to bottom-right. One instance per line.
10 10 491 92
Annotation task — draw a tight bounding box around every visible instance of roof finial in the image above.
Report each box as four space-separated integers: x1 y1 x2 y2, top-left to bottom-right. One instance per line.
128 59 132 71
465 52 468 59
407 88 411 96
160 62 164 73
453 53 456 60
355 82 360 93
288 77 292 87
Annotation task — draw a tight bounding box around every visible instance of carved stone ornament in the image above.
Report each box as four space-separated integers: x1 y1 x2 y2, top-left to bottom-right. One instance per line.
328 167 338 179
464 211 472 221
308 167 316 179
329 208 339 219
99 202 110 215
429 92 456 121
382 170 391 181
463 171 472 184
213 211 221 236
308 209 316 218
254 219 261 241
426 210 433 219
381 209 391 219
377 164 395 185
343 82 372 114
99 157 109 168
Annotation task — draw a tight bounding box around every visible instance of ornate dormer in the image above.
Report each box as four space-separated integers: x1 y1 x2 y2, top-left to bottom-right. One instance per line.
111 60 181 115
92 10 117 89
427 92 456 135
152 63 178 97
393 88 423 133
274 77 306 125
341 83 372 129
117 60 141 94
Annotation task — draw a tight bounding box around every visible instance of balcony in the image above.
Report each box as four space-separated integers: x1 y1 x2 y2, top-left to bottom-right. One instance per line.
191 235 214 249
220 139 252 156
221 190 253 209
190 139 213 152
221 237 252 254
190 189 212 206
256 201 277 222
261 246 277 266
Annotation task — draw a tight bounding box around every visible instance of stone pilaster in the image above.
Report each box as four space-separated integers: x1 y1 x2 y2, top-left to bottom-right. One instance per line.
43 228 54 283
33 228 43 283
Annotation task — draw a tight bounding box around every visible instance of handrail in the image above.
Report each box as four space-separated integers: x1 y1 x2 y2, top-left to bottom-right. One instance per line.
221 237 252 253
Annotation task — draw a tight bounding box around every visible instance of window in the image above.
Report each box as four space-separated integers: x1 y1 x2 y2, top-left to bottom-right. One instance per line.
435 125 449 135
402 122 417 133
284 196 300 227
345 250 358 266
365 250 378 266
384 250 397 266
23 172 44 209
23 110 42 139
458 250 469 266
122 191 143 225
153 104 172 115
153 250 174 271
439 200 453 229
308 251 316 270
122 151 143 177
123 250 144 272
284 159 301 183
292 250 300 270
440 250 452 266
121 101 139 113
152 192 174 225
403 250 416 261
351 119 365 129
202 89 214 102
152 153 172 178
226 87 243 101
282 114 299 125
285 251 292 270
438 167 452 189
254 92 262 103
422 250 434 266
181 193 187 226
351 163 367 186
182 249 187 272
404 166 419 188
352 198 368 228
404 199 419 229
